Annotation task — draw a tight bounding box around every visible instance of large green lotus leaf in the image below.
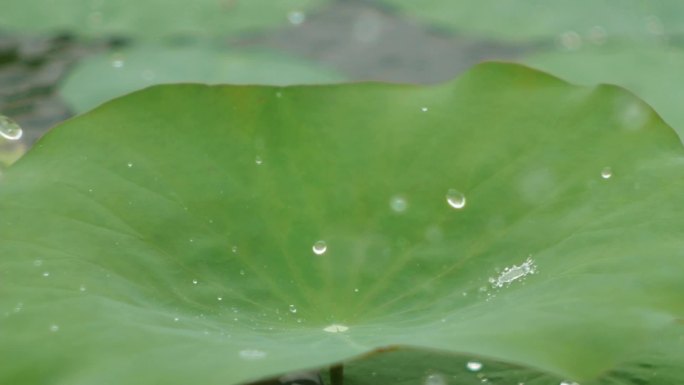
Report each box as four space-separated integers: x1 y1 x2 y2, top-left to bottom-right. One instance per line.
0 0 322 38
381 0 680 42
1 63 684 385
523 44 684 139
60 45 344 113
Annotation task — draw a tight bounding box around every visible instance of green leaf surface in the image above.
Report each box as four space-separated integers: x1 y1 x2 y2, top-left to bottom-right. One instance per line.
0 0 322 38
1 63 684 385
381 0 680 43
524 44 684 140
60 45 345 113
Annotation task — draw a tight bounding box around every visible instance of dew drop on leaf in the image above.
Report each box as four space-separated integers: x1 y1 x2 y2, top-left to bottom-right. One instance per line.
421 107 429 112
49 324 59 332
323 324 349 333
423 373 447 385
0 115 23 141
127 162 133 168
289 304 297 314
287 10 305 25
312 240 327 255
389 195 408 213
601 167 612 179
446 189 466 209
255 156 263 165
466 360 483 372
239 349 267 360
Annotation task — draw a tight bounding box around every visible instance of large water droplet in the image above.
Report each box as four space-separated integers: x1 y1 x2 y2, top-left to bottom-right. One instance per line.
601 167 612 179
323 324 349 333
466 360 483 372
239 349 267 360
312 240 327 255
287 10 305 25
424 373 448 385
389 195 408 213
446 189 466 209
491 257 537 288
0 115 23 141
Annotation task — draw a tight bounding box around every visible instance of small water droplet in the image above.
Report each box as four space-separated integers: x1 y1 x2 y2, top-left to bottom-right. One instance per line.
0 115 23 141
255 156 263 165
231 245 238 253
33 259 43 267
424 373 447 385
323 324 349 333
192 279 198 285
79 284 87 292
112 59 125 68
217 296 223 301
239 349 267 360
389 195 408 213
289 304 297 314
49 324 59 332
312 240 327 255
42 271 50 277
127 162 133 168
421 107 429 112
239 269 245 276
560 382 580 385
287 10 305 25
354 288 359 293
466 361 483 372
559 30 582 50
446 189 466 209
491 257 536 288
173 317 180 322
601 167 612 179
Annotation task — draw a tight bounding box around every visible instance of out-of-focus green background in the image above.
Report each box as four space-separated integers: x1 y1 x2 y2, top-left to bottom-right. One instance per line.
2 0 683 171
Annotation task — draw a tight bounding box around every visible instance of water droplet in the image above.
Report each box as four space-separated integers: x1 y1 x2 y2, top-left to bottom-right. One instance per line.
560 382 580 385
127 162 133 168
112 59 124 68
289 304 297 314
421 107 429 112
491 257 537 288
189 238 194 243
173 317 180 322
353 288 359 293
192 279 198 285
446 189 466 209
79 284 87 292
239 269 245 276
323 324 349 333
0 115 23 141
255 156 263 165
231 245 238 253
424 373 447 385
559 30 582 50
13 302 23 313
312 240 327 255
239 349 267 360
389 195 408 213
42 272 50 277
33 259 43 267
49 324 59 332
287 10 305 25
600 167 612 179
466 361 483 372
